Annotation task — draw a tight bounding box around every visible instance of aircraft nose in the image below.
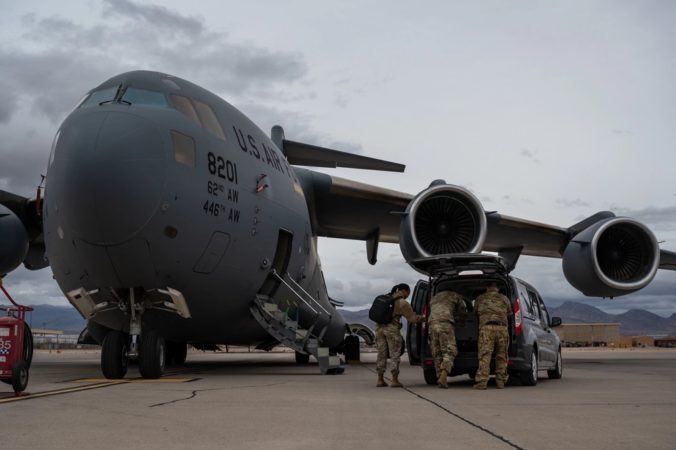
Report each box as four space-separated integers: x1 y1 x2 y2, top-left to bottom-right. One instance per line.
49 111 167 245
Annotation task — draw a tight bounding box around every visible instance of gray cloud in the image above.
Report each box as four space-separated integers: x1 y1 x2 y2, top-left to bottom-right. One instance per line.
0 95 17 124
609 205 676 229
519 148 540 164
104 0 204 37
556 198 591 208
0 5 307 125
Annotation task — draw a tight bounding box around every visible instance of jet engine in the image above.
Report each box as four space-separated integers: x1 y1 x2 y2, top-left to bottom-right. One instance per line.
562 217 660 297
0 204 29 275
400 182 487 271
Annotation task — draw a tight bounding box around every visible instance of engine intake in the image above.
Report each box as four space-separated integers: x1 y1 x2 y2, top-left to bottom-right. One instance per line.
400 183 486 272
562 218 660 297
0 204 29 275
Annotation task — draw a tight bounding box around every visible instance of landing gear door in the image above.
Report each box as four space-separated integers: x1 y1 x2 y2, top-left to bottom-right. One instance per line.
407 279 429 365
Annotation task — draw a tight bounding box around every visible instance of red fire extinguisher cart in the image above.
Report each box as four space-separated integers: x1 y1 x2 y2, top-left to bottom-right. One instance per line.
0 280 34 394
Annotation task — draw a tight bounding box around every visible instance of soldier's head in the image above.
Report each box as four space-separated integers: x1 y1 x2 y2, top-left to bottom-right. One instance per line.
390 283 411 299
486 282 498 292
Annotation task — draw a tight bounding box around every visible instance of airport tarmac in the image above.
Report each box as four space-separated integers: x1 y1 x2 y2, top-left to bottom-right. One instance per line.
1 348 674 450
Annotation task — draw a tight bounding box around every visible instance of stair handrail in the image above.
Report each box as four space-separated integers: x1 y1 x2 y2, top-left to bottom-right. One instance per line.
273 270 332 318
270 270 320 315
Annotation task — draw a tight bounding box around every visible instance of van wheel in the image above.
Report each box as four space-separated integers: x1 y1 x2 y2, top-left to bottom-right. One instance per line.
423 367 437 385
548 347 563 379
521 347 538 386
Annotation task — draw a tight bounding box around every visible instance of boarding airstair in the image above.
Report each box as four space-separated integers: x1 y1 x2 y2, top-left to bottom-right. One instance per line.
250 270 343 374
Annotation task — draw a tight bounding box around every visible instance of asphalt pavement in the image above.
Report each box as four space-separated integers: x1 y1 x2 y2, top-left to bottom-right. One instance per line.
1 348 674 450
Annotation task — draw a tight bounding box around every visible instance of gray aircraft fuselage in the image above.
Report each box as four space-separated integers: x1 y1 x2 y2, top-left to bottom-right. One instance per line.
44 71 346 348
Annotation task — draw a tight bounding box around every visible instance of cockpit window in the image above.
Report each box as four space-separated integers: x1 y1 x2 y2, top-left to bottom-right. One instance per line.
121 88 168 107
79 87 118 108
193 100 226 140
169 94 201 125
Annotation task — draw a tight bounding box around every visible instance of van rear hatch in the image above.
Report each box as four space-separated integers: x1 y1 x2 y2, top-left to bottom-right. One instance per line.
410 253 512 276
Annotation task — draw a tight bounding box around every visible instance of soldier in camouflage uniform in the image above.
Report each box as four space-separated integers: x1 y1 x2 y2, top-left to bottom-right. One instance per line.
428 289 466 388
473 283 513 390
375 283 423 388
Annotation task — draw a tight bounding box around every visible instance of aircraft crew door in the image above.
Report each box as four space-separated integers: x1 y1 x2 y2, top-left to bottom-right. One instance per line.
258 229 293 298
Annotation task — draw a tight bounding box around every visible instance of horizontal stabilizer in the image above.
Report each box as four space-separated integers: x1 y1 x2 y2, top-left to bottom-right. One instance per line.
282 139 405 172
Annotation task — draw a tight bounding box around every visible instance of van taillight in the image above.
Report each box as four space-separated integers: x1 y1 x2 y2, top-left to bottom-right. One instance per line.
514 298 523 336
422 303 430 336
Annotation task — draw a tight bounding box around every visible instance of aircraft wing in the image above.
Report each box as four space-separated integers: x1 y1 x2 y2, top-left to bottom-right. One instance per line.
660 249 676 270
298 170 571 254
297 171 676 275
296 169 412 244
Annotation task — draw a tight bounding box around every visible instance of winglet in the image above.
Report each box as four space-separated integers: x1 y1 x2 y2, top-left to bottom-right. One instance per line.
271 125 405 172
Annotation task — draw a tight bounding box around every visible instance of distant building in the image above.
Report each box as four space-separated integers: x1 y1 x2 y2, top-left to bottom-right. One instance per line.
619 335 655 348
654 337 676 348
555 323 620 347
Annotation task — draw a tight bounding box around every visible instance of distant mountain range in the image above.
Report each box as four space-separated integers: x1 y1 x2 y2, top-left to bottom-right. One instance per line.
15 301 676 337
339 301 676 337
23 304 86 334
548 301 676 336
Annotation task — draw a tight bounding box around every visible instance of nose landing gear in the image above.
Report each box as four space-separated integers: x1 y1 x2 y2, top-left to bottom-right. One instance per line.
97 287 190 380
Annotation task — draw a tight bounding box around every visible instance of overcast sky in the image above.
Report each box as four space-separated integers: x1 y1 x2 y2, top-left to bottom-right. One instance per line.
1 1 675 316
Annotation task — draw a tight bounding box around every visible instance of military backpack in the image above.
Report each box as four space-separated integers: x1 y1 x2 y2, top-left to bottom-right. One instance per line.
369 294 396 324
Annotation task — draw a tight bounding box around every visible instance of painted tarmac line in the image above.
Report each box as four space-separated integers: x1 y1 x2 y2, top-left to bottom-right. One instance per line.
0 381 127 404
0 377 199 403
74 377 198 383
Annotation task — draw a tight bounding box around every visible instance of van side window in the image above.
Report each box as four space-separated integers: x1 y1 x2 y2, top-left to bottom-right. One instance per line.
527 291 541 323
537 294 551 328
517 283 534 315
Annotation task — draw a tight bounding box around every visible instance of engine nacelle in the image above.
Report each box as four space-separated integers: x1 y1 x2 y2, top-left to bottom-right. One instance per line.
400 182 487 272
0 204 30 275
562 217 660 297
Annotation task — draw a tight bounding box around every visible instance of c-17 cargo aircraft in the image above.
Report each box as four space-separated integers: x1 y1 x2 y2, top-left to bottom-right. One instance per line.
1 71 675 379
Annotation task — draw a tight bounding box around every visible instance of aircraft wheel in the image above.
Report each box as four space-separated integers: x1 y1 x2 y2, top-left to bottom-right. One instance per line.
101 331 129 379
11 360 29 393
295 351 310 365
423 366 438 385
139 330 165 379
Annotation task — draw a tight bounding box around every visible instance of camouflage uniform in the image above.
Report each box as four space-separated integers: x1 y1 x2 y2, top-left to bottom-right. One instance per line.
474 287 513 389
428 291 466 377
376 296 421 377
